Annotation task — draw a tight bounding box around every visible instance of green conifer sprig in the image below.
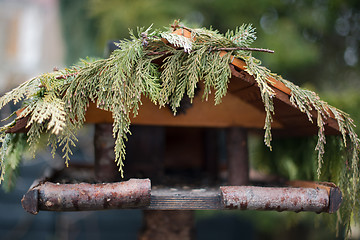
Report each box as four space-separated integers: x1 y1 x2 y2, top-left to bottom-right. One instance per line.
0 133 28 192
241 55 276 149
225 24 257 48
273 73 360 237
160 32 193 53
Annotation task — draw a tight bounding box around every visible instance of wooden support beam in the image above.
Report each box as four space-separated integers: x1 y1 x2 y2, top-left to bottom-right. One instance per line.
204 129 220 182
227 127 249 185
139 210 195 240
94 123 120 182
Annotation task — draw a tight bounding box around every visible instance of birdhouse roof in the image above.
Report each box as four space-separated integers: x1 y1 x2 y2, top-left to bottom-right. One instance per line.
83 61 339 137
81 29 340 137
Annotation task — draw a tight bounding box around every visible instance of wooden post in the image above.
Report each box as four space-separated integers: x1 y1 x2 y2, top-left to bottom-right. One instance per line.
204 129 219 182
136 127 196 240
94 123 120 182
139 210 195 240
227 127 249 185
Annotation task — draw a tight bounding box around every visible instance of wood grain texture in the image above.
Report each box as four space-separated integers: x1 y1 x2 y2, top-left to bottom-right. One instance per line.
84 83 283 129
146 188 221 210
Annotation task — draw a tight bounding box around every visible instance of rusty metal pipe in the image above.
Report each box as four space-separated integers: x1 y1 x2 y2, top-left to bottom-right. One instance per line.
221 186 330 213
21 178 151 214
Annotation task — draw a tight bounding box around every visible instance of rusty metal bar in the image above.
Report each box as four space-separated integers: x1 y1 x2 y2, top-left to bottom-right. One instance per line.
221 186 332 213
21 178 151 214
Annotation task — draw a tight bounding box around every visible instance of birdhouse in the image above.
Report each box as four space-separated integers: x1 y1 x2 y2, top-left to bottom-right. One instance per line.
0 22 358 239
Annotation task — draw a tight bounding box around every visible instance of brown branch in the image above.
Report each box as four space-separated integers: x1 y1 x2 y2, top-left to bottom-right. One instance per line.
146 50 171 56
213 47 274 53
171 22 193 33
22 179 151 214
221 186 333 213
55 72 79 80
145 47 274 57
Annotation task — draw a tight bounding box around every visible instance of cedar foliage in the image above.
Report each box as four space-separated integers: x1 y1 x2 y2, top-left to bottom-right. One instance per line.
0 21 359 237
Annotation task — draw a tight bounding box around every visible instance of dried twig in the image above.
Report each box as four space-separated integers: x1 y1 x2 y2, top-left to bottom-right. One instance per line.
171 22 193 33
55 72 78 80
213 47 274 53
146 50 171 56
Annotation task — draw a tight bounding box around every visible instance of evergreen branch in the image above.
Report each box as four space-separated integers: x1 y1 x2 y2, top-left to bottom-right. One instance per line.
26 121 45 158
160 32 193 53
315 112 326 177
212 51 232 105
146 50 171 56
212 47 274 53
0 133 8 183
170 21 193 33
242 55 275 149
0 133 27 190
56 72 79 80
0 77 39 109
184 46 206 100
159 51 184 107
225 24 257 48
145 47 274 57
